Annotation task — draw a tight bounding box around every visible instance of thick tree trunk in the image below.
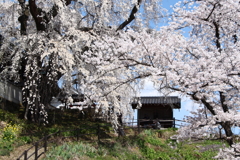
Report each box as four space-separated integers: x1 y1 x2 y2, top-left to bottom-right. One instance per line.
190 93 234 146
221 121 234 146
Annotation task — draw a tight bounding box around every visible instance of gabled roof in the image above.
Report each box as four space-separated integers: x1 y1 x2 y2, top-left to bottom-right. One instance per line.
132 96 181 109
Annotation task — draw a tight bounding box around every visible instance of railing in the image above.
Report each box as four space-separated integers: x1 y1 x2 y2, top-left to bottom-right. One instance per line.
123 118 177 127
121 118 182 135
16 118 186 160
16 124 112 160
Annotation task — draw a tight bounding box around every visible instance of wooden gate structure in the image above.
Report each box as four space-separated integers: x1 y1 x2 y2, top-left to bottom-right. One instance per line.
132 96 181 128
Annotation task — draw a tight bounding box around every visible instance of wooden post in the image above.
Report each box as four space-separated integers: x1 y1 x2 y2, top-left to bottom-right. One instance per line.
53 110 55 124
76 128 79 141
173 118 175 128
132 117 134 128
24 150 27 160
58 130 61 137
97 124 100 142
44 136 47 152
35 142 38 160
138 119 140 134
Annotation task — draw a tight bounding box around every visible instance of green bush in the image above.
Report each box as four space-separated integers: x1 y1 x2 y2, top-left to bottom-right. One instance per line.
47 127 59 134
0 109 22 125
142 129 155 137
0 122 23 156
0 148 11 156
19 136 32 144
0 140 13 156
2 123 22 142
0 110 26 156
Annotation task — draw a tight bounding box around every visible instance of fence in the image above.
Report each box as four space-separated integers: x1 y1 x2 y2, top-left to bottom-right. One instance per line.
16 124 112 160
123 118 177 127
16 118 185 160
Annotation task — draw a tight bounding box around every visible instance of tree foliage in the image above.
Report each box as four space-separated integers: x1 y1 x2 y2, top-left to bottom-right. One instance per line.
0 0 164 125
168 0 240 148
86 0 240 148
1 0 240 157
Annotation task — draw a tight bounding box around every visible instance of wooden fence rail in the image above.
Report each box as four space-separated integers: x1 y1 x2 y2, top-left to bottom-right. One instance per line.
16 124 112 160
122 118 177 128
16 118 183 160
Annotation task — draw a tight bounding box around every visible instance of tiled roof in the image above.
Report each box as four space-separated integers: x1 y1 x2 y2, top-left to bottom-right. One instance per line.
132 96 181 109
140 96 180 104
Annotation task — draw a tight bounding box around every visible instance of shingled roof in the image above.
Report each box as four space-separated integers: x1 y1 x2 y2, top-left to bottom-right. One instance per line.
132 96 181 109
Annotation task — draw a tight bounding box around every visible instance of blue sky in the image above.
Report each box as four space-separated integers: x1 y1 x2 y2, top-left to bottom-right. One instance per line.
161 0 179 13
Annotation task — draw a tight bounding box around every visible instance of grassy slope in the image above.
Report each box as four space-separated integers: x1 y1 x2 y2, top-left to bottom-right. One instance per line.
0 109 227 160
43 128 226 160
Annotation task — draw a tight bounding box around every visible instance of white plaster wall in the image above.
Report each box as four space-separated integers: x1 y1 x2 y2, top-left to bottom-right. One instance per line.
0 81 22 103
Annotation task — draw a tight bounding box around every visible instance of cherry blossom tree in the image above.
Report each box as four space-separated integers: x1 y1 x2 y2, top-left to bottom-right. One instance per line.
0 0 165 125
88 0 240 148
167 0 240 147
2 1 240 157
89 0 240 157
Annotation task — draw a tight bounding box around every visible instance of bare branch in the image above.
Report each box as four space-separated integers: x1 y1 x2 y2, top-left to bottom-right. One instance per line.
116 0 142 31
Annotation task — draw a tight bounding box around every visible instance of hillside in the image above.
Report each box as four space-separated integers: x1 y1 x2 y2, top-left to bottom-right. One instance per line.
0 109 227 160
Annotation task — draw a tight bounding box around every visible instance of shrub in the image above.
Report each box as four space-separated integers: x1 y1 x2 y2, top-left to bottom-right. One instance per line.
1 123 22 142
19 136 32 144
0 122 23 156
0 140 13 156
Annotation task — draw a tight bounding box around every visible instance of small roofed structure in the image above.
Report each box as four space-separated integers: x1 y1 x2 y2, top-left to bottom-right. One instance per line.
132 96 181 128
